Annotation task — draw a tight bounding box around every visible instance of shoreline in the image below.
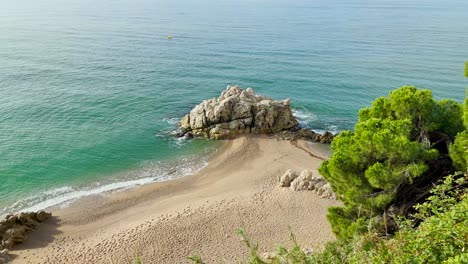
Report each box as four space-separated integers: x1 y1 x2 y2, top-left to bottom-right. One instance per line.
10 135 340 264
0 141 221 218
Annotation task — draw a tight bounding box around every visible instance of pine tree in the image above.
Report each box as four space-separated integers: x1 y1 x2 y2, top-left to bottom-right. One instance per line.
320 86 464 239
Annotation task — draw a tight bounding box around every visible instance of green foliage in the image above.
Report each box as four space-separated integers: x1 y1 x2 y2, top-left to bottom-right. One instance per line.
187 255 205 264
450 91 468 171
320 86 464 239
321 118 437 211
464 89 468 128
134 257 143 264
238 228 266 264
451 131 468 171
269 231 313 264
326 206 368 240
358 86 463 140
318 174 467 264
465 61 468 78
435 99 465 137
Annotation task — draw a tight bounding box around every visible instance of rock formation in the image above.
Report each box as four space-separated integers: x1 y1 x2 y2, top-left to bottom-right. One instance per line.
278 169 298 187
0 211 52 263
277 128 336 144
279 169 336 199
290 170 319 191
178 85 298 139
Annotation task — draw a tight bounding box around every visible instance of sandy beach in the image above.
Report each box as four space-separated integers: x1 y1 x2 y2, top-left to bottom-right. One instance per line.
9 135 340 264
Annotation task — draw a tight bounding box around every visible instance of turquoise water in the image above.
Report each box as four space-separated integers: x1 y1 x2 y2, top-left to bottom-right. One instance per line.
1 0 467 215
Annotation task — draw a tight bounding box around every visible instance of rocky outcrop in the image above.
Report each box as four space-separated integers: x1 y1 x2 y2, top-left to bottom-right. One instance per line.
178 85 298 139
277 128 336 144
0 211 52 263
279 170 336 199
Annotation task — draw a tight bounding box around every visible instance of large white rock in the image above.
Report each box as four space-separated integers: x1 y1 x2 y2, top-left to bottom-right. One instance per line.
278 169 298 187
179 85 298 139
280 169 337 200
290 170 321 191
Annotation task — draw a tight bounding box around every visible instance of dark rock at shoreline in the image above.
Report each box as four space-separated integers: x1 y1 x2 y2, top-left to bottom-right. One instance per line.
178 85 298 139
277 128 336 144
0 210 52 263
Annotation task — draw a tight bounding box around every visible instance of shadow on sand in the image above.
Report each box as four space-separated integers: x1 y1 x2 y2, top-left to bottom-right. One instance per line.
8 216 62 261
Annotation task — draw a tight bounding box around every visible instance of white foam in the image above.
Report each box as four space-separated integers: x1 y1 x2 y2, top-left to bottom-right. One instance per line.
312 125 340 135
42 186 73 196
26 177 164 212
292 109 317 126
292 109 341 135
1 156 209 217
162 117 180 126
167 136 188 148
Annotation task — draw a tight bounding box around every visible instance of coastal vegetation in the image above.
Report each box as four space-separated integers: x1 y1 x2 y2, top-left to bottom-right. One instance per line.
319 85 464 239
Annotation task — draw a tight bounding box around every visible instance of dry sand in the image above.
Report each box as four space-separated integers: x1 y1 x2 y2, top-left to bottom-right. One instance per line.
10 135 340 264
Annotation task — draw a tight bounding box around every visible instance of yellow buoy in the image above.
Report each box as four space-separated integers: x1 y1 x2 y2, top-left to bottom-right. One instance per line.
167 35 173 40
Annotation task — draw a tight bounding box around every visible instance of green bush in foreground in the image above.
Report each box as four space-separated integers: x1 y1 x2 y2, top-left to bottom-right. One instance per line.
465 61 468 78
313 174 468 264
451 130 468 170
320 86 464 239
465 89 468 127
450 89 468 171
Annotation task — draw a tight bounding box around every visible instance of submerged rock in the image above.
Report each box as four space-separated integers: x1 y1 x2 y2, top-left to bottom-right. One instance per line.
178 85 298 139
0 211 52 256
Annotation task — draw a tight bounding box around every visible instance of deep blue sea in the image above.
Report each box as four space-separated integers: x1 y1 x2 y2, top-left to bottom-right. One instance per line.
1 0 467 216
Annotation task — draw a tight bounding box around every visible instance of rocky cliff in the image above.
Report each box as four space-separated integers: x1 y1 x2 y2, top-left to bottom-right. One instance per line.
179 85 298 139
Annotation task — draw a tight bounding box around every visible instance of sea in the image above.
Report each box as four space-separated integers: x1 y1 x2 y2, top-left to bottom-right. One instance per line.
1 0 467 216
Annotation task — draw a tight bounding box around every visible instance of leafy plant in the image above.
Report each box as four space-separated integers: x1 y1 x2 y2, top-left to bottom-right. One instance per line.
450 90 468 171
134 256 143 264
465 61 468 78
187 255 205 264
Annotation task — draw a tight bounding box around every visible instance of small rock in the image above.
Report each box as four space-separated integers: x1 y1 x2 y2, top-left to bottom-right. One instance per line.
278 169 298 187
